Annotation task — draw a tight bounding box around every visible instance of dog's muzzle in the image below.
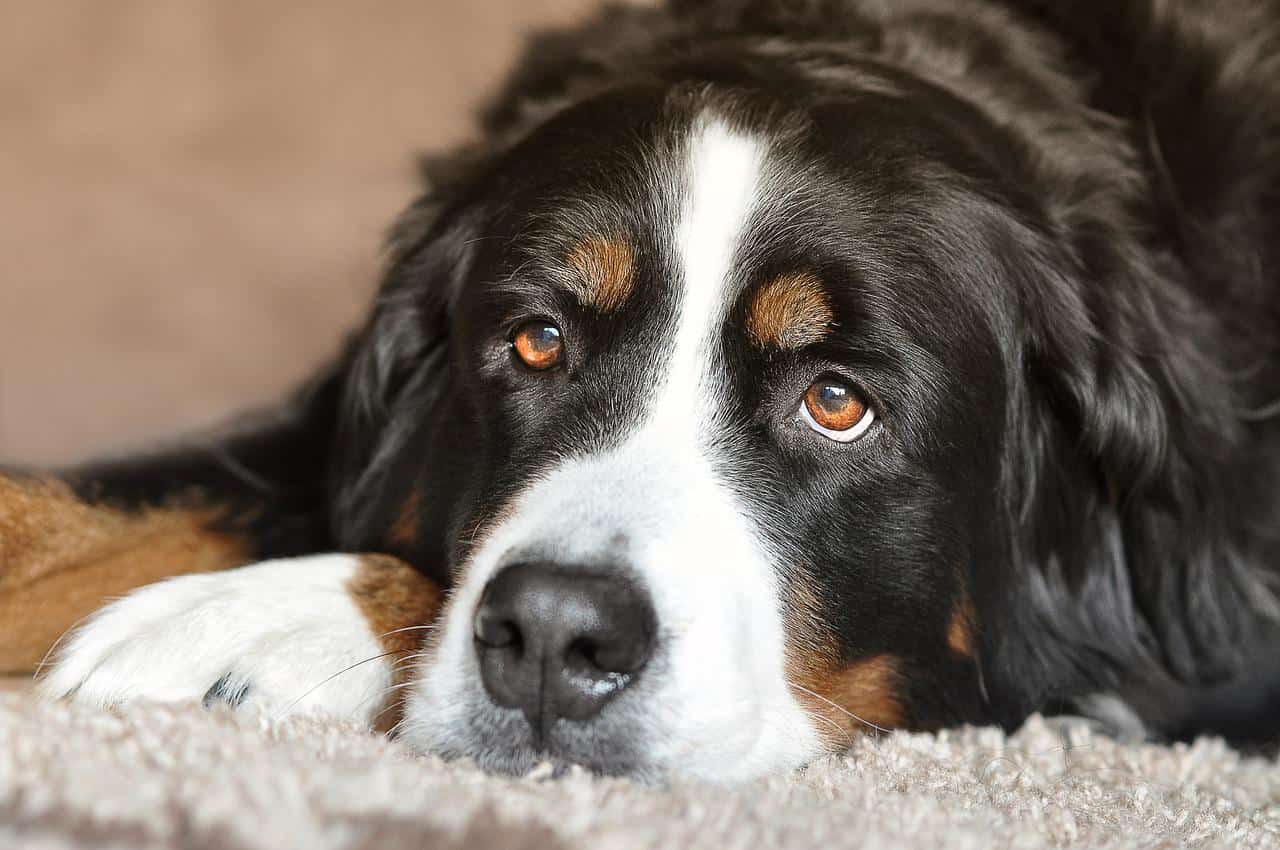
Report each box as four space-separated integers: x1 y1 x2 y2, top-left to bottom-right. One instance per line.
472 562 657 744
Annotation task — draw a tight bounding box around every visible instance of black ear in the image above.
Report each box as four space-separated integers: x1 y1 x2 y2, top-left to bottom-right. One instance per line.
327 161 482 545
984 234 1276 726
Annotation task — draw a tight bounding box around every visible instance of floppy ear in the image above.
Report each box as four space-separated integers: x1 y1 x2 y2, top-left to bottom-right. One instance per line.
984 234 1276 725
327 157 484 546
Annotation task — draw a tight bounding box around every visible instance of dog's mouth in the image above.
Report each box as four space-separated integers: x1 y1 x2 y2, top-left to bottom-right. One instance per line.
427 691 660 781
399 419 829 782
467 741 654 782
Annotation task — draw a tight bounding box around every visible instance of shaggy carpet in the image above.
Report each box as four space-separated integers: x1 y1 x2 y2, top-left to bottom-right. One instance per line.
0 690 1276 849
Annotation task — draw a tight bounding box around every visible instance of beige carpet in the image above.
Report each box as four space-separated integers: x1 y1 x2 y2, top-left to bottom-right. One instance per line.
1 690 1276 849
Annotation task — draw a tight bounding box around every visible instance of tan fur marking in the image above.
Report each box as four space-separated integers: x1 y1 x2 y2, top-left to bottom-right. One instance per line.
0 477 248 674
792 654 904 745
947 598 976 657
564 236 636 311
346 554 443 732
746 272 835 349
783 574 903 746
387 488 421 547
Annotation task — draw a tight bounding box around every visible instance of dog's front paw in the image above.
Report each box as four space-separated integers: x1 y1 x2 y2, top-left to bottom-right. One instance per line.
38 554 400 726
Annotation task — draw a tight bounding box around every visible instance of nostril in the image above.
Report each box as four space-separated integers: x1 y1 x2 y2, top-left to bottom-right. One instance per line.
474 611 521 651
563 637 597 675
570 632 651 677
565 636 642 678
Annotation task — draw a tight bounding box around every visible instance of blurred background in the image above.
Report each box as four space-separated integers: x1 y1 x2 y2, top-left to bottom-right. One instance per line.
1 0 601 465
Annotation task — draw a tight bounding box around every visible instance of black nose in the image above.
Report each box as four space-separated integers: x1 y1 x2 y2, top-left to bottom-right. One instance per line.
473 562 655 740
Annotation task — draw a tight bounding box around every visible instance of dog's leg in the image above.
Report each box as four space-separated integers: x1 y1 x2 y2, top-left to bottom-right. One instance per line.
0 473 252 673
0 373 343 674
37 552 441 731
4 367 446 727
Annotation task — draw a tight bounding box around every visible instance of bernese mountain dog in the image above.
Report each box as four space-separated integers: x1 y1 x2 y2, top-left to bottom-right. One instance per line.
2 0 1279 782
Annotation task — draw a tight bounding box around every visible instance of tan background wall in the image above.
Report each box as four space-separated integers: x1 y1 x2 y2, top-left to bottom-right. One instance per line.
1 0 601 465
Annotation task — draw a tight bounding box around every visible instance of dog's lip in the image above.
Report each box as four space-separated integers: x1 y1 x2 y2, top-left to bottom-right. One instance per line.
441 707 656 780
446 737 654 780
489 747 643 779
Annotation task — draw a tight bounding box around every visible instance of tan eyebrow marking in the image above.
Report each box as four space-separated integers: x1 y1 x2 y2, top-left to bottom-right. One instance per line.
563 236 636 312
746 272 835 350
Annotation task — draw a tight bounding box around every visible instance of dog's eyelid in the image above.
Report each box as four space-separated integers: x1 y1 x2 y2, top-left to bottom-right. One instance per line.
799 402 877 442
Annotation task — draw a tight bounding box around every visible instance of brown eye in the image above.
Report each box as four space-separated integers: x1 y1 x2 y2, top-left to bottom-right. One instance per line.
511 321 564 370
801 377 875 442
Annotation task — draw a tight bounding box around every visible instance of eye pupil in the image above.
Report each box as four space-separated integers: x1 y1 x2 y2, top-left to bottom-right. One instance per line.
512 321 564 370
817 382 848 407
529 325 558 349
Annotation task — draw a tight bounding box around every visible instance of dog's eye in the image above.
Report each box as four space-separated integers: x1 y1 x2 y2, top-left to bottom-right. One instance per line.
511 320 565 370
801 377 875 442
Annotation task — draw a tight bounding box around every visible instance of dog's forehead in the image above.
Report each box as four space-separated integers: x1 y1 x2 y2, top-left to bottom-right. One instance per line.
531 114 834 358
662 118 769 404
592 117 815 437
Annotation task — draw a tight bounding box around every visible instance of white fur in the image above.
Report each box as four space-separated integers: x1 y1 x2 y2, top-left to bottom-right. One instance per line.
402 118 822 781
40 555 395 726
659 119 764 430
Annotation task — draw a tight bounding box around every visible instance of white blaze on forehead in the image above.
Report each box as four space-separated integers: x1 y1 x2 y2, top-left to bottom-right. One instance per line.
651 119 766 433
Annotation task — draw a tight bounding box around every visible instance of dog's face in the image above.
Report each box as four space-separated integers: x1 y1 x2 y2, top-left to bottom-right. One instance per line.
330 71 1119 780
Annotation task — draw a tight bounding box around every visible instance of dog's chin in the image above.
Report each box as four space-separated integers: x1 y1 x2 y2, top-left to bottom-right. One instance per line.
461 744 662 784
409 700 663 782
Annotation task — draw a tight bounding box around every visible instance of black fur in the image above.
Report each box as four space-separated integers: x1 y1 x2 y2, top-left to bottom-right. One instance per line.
26 0 1280 752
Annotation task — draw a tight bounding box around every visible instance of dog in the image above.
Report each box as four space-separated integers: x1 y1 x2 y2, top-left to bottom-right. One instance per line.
2 0 1278 782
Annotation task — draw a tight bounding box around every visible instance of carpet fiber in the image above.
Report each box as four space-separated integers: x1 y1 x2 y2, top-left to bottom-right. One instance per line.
1 691 1276 849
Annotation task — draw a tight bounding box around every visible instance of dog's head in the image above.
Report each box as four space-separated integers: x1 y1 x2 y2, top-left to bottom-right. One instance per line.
326 34 1263 780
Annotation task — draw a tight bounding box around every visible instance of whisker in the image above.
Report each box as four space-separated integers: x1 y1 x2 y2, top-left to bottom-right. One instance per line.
366 681 422 728
389 650 433 665
377 624 440 640
808 709 856 750
380 655 422 677
350 678 418 723
787 682 893 736
374 623 441 652
273 651 400 720
387 700 419 740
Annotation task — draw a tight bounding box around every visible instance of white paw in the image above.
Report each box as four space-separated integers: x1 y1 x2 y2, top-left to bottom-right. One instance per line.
39 554 395 726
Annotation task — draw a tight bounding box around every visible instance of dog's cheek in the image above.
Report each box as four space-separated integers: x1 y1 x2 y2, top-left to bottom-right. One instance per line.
947 597 977 659
789 651 905 747
346 554 445 732
781 574 905 747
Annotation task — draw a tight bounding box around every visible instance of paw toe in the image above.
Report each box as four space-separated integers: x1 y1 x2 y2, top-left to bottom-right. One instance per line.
202 674 252 709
